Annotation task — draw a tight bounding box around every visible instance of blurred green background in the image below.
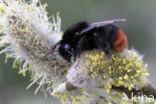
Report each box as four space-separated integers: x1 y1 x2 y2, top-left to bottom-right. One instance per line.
0 0 156 104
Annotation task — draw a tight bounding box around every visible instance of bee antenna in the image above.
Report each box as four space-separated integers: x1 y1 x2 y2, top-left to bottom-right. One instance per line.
42 52 52 60
42 42 61 60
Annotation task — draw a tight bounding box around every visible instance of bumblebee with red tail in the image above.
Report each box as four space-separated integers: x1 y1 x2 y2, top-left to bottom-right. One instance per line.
57 19 127 63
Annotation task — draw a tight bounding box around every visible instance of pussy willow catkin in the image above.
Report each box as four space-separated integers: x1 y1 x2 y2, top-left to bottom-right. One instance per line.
0 0 70 95
0 0 152 104
51 49 149 104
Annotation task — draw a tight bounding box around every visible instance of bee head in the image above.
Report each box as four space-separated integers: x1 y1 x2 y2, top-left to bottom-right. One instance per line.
59 42 73 62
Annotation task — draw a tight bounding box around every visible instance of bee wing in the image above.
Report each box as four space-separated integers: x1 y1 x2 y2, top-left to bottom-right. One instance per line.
91 19 126 27
79 19 126 35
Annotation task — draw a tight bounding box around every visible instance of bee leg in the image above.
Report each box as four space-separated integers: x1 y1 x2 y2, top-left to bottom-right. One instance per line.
74 45 82 69
75 36 86 69
75 58 80 69
42 42 60 60
75 45 82 69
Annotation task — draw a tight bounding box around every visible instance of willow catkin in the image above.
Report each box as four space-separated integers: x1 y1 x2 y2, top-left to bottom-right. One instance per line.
0 0 70 96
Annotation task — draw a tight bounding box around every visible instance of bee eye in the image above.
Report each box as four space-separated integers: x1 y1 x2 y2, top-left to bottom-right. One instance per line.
64 44 71 49
75 32 79 35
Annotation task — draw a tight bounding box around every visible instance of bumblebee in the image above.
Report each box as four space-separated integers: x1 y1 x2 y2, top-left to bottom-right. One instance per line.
57 19 128 62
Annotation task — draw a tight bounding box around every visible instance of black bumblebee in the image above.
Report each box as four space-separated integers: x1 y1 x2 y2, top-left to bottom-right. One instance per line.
47 19 127 62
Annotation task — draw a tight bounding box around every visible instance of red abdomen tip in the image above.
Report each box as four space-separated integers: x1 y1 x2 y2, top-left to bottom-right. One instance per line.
113 29 128 52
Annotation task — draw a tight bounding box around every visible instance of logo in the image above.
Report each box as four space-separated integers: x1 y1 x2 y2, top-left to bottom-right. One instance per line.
122 92 155 103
